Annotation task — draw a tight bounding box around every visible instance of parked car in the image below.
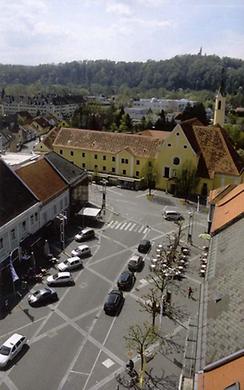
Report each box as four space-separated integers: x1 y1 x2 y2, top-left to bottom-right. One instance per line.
75 228 95 242
28 287 58 307
103 289 124 315
71 245 91 258
57 257 83 272
46 272 74 286
117 271 135 291
0 333 27 368
128 254 144 272
163 210 184 221
138 239 151 253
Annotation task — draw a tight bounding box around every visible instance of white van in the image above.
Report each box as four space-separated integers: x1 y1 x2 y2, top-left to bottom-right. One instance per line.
163 210 184 221
0 333 27 368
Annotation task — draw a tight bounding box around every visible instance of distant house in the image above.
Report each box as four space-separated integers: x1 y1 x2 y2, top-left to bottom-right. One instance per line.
33 127 60 154
31 116 51 136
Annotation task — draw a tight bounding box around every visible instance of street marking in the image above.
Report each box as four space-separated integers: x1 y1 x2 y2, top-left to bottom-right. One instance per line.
119 222 127 230
70 370 89 376
129 223 136 231
143 227 148 233
124 222 132 231
114 222 122 230
138 225 145 233
102 358 115 368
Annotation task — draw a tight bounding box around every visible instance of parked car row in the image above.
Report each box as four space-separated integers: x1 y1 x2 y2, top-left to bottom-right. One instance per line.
27 231 95 308
103 240 151 316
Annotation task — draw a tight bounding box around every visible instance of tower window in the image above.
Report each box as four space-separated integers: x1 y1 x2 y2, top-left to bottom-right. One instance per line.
218 101 221 110
173 157 180 165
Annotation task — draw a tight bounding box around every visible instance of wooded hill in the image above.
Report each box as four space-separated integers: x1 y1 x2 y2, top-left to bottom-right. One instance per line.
0 54 244 95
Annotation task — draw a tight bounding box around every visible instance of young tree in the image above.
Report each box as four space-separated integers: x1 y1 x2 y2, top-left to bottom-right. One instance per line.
138 288 161 328
175 161 199 199
124 322 158 385
142 160 158 196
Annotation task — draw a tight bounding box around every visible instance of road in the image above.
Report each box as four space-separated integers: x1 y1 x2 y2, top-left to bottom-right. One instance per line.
0 185 208 389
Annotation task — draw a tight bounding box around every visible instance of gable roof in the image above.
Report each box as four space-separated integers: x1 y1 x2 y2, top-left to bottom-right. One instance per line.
180 119 243 178
42 127 60 150
210 184 244 234
44 152 87 185
0 159 37 227
15 158 67 204
53 128 161 158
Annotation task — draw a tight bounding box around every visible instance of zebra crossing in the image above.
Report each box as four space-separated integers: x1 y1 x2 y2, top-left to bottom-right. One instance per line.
106 220 149 233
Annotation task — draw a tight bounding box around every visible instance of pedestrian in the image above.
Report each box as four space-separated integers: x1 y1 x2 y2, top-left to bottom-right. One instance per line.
188 286 193 299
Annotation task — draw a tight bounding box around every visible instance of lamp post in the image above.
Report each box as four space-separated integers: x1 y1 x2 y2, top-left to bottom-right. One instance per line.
197 195 200 213
187 211 194 244
102 179 107 215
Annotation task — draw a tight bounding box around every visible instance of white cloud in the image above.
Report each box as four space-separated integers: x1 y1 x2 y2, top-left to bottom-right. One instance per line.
105 2 132 16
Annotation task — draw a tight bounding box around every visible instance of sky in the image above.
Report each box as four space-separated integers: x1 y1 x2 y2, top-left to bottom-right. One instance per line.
0 0 244 65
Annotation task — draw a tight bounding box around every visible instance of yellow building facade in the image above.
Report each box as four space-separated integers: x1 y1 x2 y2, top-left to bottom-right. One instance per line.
49 122 243 196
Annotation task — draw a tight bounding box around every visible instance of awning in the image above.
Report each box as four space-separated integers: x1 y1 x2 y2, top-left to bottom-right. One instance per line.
77 207 101 218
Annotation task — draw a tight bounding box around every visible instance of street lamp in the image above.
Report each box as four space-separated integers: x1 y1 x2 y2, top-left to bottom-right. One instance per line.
187 211 194 244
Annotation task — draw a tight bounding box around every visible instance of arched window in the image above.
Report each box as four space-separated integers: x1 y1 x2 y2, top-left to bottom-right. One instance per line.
173 157 180 165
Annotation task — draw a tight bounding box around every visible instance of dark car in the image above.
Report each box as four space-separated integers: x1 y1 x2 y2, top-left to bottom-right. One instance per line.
104 289 124 315
138 239 151 254
75 228 95 242
28 287 58 307
117 271 135 291
128 254 144 272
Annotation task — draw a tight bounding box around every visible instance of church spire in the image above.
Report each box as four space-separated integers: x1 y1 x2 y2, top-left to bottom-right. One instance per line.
219 67 226 97
213 67 226 127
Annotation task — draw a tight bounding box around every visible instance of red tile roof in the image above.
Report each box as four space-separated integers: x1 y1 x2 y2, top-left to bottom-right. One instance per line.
210 184 244 234
15 158 67 204
181 120 243 178
53 128 161 158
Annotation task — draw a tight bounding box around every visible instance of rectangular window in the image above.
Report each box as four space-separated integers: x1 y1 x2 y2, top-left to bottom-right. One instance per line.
30 215 34 225
64 197 68 206
125 159 128 164
22 221 26 231
112 167 115 173
11 229 16 240
82 152 85 157
112 156 116 162
94 154 97 159
136 171 139 177
0 238 3 249
103 166 106 171
136 160 140 165
35 212 38 222
60 149 63 155
43 212 47 223
123 169 126 175
94 164 98 169
148 161 152 167
70 151 74 156
164 167 170 178
121 158 124 163
103 155 106 161
82 163 86 168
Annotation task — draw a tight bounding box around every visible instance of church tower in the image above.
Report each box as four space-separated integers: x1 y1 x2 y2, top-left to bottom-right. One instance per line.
213 67 226 127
